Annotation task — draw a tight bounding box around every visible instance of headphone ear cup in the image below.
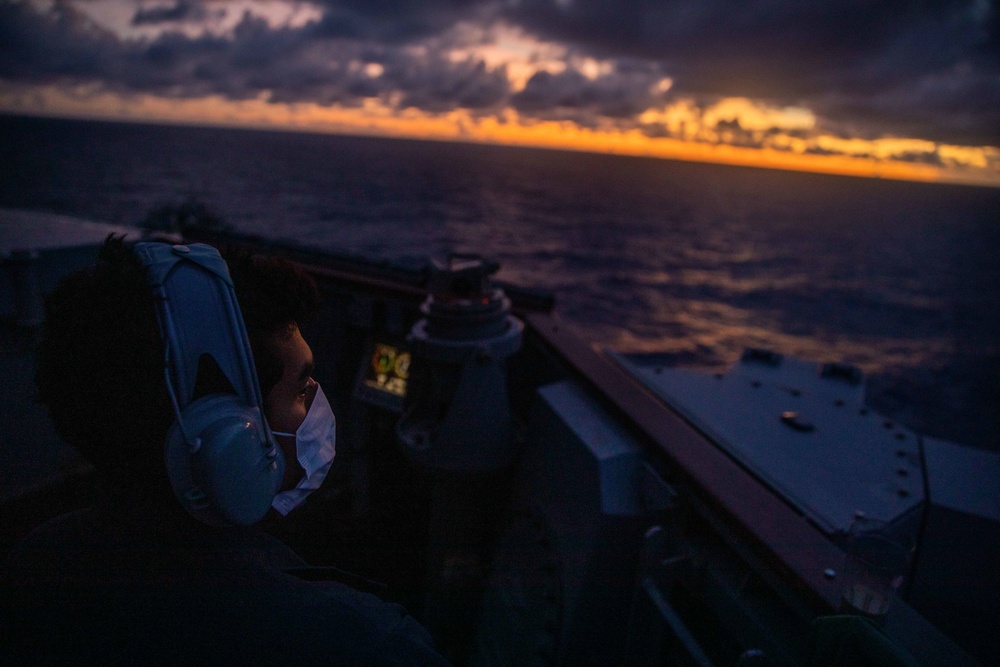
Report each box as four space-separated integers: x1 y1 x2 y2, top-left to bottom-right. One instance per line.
164 394 285 526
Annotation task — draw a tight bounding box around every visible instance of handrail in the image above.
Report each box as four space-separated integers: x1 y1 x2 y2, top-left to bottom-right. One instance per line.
523 310 845 612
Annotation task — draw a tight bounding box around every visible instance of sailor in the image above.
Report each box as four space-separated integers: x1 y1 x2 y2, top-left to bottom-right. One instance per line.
221 249 333 522
225 249 428 615
0 236 447 666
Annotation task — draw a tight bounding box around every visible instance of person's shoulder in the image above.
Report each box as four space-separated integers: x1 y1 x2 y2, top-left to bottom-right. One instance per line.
218 523 307 568
11 507 94 542
2 508 96 573
279 577 450 666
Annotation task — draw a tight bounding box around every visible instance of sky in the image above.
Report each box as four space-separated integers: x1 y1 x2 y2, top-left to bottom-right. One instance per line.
2 0 999 186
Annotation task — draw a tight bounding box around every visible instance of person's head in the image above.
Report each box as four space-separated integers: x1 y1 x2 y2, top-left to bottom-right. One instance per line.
36 237 323 513
35 236 175 506
223 249 321 489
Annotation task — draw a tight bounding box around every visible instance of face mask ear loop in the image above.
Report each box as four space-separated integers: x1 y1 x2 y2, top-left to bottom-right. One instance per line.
162 344 194 447
154 285 194 448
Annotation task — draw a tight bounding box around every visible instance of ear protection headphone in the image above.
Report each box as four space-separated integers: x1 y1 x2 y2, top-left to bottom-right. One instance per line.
135 242 285 526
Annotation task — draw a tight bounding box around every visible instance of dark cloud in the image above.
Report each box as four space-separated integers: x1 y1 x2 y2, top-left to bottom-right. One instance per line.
307 0 488 42
811 65 1000 145
1 0 997 148
0 3 118 81
506 0 974 89
512 65 666 119
390 57 510 111
131 2 207 26
0 4 506 110
505 0 1000 144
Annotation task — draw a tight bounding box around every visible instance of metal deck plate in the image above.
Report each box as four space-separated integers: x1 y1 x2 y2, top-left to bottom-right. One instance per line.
611 352 924 534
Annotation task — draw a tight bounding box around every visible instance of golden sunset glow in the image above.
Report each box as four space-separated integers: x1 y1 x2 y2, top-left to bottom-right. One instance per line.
5 83 993 187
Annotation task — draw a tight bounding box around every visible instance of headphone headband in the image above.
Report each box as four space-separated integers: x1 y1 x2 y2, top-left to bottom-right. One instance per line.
136 242 284 526
136 243 263 417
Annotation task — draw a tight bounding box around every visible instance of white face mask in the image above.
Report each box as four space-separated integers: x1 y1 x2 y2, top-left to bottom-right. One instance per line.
270 381 336 516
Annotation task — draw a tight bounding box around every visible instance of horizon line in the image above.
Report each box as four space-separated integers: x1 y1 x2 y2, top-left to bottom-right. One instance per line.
6 108 1000 190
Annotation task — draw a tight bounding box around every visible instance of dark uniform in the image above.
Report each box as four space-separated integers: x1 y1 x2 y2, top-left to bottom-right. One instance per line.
1 506 448 666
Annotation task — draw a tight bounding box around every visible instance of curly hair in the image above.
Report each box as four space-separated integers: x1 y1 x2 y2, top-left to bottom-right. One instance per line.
34 238 318 507
35 236 174 489
223 248 320 399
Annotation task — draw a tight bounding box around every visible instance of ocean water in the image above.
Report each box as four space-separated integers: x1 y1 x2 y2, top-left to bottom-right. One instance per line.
2 114 998 448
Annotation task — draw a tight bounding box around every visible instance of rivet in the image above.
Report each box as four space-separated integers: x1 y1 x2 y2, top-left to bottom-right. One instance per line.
824 569 837 579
